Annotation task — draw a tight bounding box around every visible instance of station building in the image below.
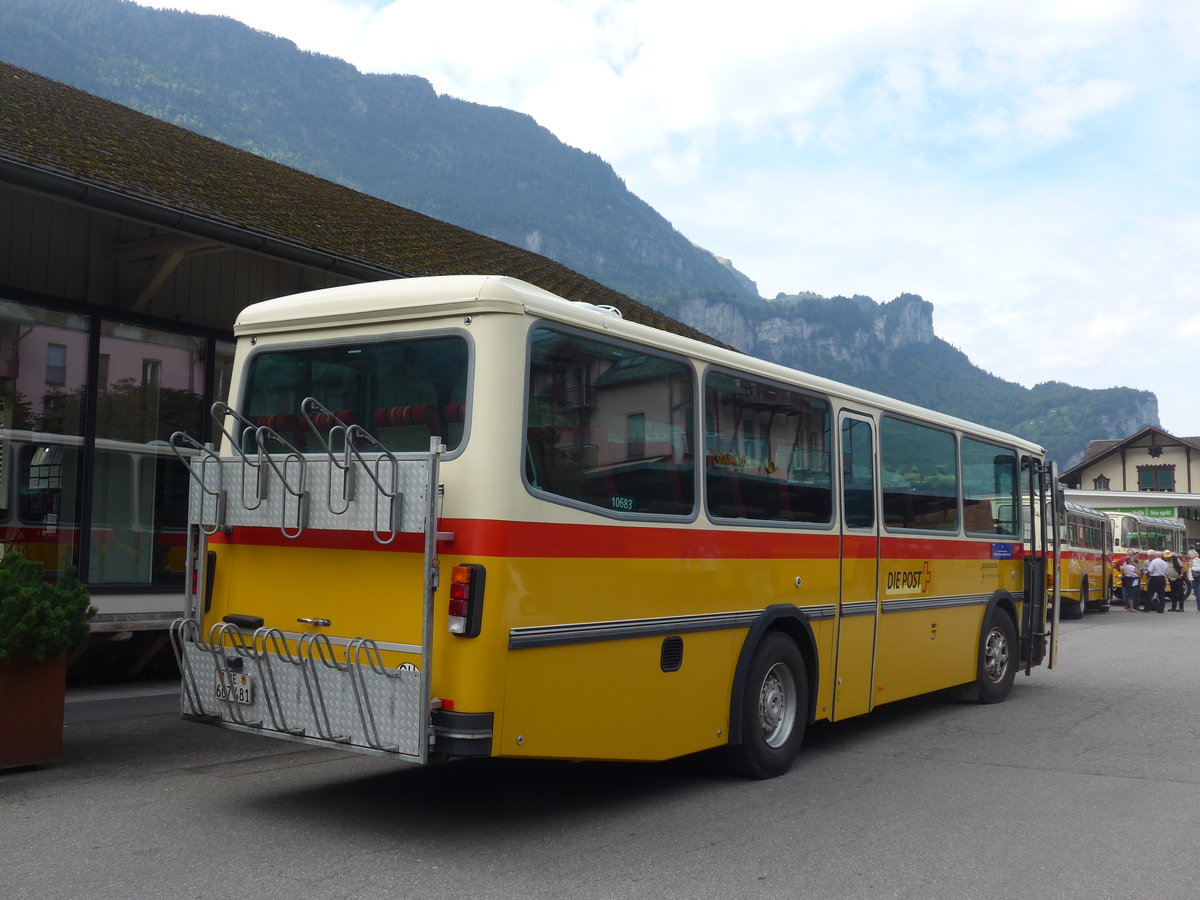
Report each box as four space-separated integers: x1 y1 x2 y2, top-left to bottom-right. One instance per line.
1059 426 1200 545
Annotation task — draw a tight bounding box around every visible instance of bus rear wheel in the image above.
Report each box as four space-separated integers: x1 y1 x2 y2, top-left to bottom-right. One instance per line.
726 632 807 779
974 609 1017 704
1071 580 1088 619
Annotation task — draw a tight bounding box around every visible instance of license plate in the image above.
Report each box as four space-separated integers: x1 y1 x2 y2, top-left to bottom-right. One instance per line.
215 669 253 705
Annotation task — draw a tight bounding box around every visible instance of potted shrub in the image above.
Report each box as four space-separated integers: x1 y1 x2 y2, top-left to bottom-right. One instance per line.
0 553 94 770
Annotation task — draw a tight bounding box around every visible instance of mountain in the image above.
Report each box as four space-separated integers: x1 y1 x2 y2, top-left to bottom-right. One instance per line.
0 0 1158 466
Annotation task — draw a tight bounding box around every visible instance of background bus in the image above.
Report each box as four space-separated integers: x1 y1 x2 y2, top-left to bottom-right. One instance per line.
1106 511 1188 606
1055 501 1114 619
171 275 1059 778
1107 511 1187 559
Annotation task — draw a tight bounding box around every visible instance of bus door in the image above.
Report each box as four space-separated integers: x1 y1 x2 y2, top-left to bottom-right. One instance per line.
1022 457 1060 670
833 413 880 721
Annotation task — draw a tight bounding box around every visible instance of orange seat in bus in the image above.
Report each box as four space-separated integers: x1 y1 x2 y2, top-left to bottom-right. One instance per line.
252 414 307 451
372 403 444 451
373 376 443 450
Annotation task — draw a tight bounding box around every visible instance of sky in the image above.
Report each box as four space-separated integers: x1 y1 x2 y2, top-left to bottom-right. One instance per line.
137 0 1199 435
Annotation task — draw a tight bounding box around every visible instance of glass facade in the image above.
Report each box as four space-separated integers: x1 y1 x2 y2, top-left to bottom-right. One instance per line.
0 297 229 590
0 305 90 578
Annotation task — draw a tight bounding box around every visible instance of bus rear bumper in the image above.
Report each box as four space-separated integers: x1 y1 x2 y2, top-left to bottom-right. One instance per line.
431 709 494 758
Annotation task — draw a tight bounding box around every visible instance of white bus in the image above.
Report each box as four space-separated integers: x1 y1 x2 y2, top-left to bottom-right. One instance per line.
1107 511 1187 560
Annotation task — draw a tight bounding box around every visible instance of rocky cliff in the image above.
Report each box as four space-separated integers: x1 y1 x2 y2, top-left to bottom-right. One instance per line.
656 290 1156 467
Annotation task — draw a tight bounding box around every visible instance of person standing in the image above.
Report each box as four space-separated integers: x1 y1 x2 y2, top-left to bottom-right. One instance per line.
1145 550 1170 613
1190 550 1200 612
1121 553 1141 611
1166 550 1184 611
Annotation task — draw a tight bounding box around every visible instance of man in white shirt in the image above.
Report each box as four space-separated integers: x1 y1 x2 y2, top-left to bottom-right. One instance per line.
1145 550 1170 614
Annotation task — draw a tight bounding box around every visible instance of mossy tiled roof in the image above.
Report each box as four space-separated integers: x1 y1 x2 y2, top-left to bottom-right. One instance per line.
0 60 724 346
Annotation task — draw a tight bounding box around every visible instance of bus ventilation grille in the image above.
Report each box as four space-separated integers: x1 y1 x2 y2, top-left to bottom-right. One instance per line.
660 636 684 673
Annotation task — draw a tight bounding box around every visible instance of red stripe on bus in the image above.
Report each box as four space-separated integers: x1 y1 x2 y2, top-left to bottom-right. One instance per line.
208 520 842 559
208 519 1023 561
881 536 1025 560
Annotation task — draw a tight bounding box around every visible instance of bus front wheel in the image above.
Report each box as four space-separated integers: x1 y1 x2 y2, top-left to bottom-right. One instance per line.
726 632 807 779
974 609 1018 704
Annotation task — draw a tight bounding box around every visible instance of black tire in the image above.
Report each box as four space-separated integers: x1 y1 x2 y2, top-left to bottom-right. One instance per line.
974 609 1018 704
726 632 807 779
1070 585 1089 619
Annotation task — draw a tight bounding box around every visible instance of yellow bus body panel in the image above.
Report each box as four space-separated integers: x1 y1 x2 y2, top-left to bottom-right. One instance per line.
500 630 739 761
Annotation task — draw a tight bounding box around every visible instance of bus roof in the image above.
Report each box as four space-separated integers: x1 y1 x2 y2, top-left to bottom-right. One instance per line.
1103 510 1186 528
235 275 1047 455
234 275 567 334
1065 501 1109 517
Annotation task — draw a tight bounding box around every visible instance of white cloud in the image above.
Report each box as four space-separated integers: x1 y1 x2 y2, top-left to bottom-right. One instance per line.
1016 79 1137 142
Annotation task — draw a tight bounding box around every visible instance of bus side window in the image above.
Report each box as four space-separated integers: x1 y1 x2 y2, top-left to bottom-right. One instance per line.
962 439 1017 536
703 370 832 524
526 326 695 517
880 417 959 532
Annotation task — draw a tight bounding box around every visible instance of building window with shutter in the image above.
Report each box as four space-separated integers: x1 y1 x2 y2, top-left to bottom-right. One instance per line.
1137 465 1174 492
1093 474 1110 491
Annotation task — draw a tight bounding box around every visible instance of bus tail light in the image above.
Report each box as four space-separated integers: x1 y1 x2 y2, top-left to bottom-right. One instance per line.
448 563 485 637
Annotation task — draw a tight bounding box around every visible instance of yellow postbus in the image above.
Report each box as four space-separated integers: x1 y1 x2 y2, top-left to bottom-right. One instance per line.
170 275 1059 778
1055 501 1115 618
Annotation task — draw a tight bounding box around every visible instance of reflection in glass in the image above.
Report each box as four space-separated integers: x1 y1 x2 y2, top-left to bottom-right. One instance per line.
841 418 875 530
880 417 959 531
243 335 470 454
962 437 1019 536
0 305 90 576
88 322 208 586
526 327 695 516
704 371 831 523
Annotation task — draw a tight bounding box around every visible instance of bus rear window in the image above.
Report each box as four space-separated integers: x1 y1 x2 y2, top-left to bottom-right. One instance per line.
242 335 469 452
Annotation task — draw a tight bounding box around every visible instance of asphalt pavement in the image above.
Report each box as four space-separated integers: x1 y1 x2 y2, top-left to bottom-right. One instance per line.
4 608 1200 899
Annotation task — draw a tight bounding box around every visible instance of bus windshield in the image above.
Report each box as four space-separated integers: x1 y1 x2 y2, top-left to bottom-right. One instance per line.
242 335 469 452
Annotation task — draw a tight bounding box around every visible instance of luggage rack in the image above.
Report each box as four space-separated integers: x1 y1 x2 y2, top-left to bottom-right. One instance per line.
168 396 449 763
168 397 451 543
169 618 430 759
